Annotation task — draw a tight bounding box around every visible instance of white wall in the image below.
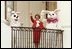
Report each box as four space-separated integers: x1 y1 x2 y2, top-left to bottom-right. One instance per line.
1 1 11 48
57 1 71 48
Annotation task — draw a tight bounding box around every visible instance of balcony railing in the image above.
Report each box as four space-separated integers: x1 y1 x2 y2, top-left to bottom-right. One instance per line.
11 26 64 48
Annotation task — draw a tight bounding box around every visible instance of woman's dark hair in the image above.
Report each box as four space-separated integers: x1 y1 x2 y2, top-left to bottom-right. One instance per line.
35 14 40 19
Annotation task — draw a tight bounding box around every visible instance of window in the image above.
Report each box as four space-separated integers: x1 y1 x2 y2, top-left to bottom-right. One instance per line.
46 1 57 11
5 1 14 20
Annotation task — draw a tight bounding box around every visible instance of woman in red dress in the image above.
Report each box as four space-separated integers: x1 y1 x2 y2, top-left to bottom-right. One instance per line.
30 13 44 48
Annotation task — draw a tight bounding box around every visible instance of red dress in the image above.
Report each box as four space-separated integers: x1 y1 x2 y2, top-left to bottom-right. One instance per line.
30 16 44 48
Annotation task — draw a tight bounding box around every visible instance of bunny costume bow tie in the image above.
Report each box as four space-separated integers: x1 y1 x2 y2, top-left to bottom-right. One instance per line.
47 18 58 23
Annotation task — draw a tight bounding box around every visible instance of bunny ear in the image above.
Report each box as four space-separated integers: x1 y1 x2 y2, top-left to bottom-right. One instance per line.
16 12 21 14
7 7 12 12
41 10 47 13
46 10 50 13
11 11 15 14
10 11 15 16
54 9 60 13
